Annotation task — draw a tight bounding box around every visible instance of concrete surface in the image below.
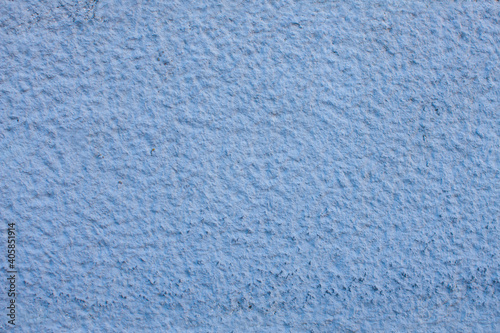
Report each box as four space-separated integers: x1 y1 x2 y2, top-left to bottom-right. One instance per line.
1 1 499 331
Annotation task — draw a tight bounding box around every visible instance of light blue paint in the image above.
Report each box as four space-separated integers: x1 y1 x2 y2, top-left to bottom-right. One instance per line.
1 1 499 331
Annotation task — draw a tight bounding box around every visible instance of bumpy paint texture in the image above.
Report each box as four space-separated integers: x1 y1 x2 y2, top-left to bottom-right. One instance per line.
1 1 499 331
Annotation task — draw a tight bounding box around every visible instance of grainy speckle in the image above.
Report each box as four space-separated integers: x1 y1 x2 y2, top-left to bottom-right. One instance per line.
0 1 499 332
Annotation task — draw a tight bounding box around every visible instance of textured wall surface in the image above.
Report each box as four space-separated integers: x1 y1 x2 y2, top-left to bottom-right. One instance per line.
1 1 499 331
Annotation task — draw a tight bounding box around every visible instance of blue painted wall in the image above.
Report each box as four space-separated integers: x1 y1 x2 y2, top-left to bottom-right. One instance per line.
1 1 499 331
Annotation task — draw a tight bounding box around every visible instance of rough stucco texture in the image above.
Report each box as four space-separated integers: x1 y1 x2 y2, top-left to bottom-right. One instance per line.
1 1 499 332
